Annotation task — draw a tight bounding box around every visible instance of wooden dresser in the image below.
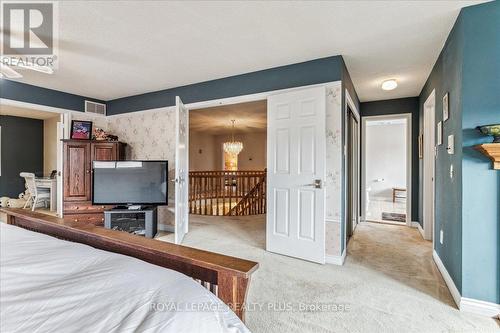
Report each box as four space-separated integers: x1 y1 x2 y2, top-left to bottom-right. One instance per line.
63 140 126 225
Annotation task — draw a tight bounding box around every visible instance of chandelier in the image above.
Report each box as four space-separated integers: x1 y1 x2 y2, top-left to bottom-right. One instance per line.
223 120 244 155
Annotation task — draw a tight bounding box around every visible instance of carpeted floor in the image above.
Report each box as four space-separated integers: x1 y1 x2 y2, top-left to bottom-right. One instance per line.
158 215 499 333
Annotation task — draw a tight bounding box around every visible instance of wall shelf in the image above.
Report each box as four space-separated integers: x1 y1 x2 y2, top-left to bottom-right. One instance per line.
474 143 500 169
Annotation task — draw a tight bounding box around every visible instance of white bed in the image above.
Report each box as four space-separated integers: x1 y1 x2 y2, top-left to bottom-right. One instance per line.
0 222 250 333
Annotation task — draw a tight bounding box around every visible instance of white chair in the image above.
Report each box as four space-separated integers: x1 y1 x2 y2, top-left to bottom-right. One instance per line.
20 172 50 211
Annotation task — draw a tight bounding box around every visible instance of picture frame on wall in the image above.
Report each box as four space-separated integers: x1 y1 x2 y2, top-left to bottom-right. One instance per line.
418 134 423 159
443 92 449 121
437 121 443 145
70 120 93 140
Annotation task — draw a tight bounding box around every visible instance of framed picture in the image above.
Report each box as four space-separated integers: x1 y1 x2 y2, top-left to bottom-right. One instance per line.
70 120 93 140
443 93 449 121
418 134 423 159
437 121 443 145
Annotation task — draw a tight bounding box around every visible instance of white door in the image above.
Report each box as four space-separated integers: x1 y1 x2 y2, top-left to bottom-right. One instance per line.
266 86 326 264
175 96 189 244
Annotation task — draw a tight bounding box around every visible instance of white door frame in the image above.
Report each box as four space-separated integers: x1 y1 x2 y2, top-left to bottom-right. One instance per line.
344 89 360 249
174 96 189 244
361 113 412 227
185 81 341 259
423 90 436 241
0 98 73 218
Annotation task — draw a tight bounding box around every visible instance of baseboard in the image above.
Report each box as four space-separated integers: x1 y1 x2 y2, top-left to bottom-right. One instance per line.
158 224 174 233
460 297 500 318
410 221 419 228
417 223 425 239
432 250 461 308
326 249 346 266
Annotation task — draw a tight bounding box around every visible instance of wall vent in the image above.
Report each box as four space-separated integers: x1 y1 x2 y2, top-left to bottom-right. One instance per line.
85 100 106 116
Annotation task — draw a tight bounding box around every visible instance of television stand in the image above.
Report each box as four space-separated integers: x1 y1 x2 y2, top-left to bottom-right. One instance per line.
104 206 157 238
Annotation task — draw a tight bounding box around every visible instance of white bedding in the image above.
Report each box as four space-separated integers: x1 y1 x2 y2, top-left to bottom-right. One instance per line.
0 223 250 333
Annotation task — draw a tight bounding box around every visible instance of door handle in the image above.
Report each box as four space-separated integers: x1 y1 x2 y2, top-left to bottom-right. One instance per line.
303 179 322 189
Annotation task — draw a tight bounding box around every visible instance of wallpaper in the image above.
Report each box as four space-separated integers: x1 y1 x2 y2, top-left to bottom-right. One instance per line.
106 108 177 228
325 83 342 257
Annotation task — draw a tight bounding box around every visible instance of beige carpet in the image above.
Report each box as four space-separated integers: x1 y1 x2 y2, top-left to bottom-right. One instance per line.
158 215 499 333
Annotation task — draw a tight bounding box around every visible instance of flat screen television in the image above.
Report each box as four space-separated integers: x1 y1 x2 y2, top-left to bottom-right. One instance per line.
92 161 168 206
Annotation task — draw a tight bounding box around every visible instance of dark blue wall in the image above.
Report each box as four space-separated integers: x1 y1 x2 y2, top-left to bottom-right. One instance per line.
419 10 465 294
460 1 500 304
360 97 419 222
107 56 344 115
0 116 44 197
418 0 500 304
0 80 104 112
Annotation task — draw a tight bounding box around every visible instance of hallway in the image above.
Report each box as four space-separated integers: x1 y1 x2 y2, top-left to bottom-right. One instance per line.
348 222 452 305
161 216 499 332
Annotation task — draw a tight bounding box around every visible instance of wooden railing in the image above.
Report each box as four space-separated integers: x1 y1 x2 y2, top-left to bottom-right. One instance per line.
189 170 266 216
227 175 266 216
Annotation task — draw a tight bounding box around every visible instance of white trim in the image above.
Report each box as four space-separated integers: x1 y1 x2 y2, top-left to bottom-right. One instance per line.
360 113 412 227
188 81 341 111
0 98 71 115
1 98 71 218
106 81 342 117
326 249 346 265
107 106 175 118
344 88 360 252
460 297 500 318
158 224 175 233
434 251 499 317
432 250 461 308
423 90 436 243
417 223 425 239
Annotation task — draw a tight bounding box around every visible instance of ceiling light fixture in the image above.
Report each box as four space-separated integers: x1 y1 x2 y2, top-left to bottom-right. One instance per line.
382 79 398 91
223 120 244 156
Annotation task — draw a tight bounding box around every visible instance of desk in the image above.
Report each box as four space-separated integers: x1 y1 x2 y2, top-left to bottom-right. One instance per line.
35 178 57 211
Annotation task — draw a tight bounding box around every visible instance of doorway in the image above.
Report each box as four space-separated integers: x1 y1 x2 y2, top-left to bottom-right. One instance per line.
171 83 336 264
362 113 412 226
0 101 70 218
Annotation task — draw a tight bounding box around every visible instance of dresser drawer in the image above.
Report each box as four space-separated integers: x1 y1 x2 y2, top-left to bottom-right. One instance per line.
64 213 105 226
64 201 113 214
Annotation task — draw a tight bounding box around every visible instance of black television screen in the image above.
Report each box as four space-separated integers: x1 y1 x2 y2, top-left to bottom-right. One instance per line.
92 161 168 205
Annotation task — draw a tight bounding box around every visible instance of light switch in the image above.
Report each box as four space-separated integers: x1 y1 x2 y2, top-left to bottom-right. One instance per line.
447 135 454 154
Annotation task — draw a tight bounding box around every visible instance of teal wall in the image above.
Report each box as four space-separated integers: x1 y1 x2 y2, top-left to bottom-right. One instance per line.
107 56 344 114
0 80 104 112
460 1 500 304
419 0 499 304
419 13 465 293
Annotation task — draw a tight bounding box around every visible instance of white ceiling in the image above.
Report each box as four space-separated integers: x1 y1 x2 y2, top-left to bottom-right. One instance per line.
190 100 266 135
4 1 485 102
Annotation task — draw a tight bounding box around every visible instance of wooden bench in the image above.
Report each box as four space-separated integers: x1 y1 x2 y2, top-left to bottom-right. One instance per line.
1 208 258 321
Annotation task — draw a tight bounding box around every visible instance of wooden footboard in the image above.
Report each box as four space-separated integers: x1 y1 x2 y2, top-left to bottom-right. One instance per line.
1 208 258 321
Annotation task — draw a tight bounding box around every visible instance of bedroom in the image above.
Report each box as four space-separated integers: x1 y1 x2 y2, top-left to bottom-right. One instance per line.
1 1 499 332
